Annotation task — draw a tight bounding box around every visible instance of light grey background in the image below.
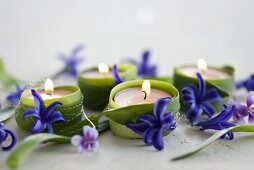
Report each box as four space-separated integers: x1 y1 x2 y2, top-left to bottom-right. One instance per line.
1 0 254 170
1 0 254 81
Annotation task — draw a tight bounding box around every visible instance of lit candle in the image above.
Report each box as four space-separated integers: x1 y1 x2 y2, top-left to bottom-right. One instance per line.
114 80 170 107
179 59 230 79
173 59 235 94
104 80 180 139
78 63 137 110
26 79 72 100
15 79 83 133
83 63 112 78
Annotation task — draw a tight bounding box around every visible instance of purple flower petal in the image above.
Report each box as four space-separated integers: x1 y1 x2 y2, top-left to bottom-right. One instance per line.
126 97 176 151
236 74 254 91
143 127 155 145
24 89 65 134
196 105 236 140
112 65 125 85
153 97 171 121
161 112 176 128
226 131 234 140
181 94 196 103
90 141 99 151
142 50 150 63
200 102 216 117
6 93 20 104
202 89 222 102
31 120 46 133
6 85 26 104
43 101 62 120
181 73 222 124
187 103 202 124
31 89 44 113
71 135 83 146
152 128 164 150
181 84 198 97
83 126 98 140
197 73 206 97
246 92 254 108
235 103 248 117
0 129 8 143
23 109 40 121
127 122 149 135
139 114 157 126
47 111 65 124
248 113 254 124
47 124 53 133
1 129 17 151
71 126 99 153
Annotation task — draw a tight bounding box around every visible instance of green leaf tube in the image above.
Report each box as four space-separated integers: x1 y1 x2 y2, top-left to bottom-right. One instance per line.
173 65 235 111
78 64 137 111
104 80 180 139
15 86 83 133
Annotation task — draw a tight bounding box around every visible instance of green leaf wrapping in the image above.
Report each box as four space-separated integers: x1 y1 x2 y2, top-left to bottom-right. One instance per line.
55 115 99 136
171 124 254 161
78 64 137 111
0 106 15 122
7 133 70 170
104 79 180 139
0 58 21 87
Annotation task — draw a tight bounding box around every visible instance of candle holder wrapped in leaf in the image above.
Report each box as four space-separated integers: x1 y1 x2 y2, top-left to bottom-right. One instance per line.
15 84 83 133
173 59 234 111
103 80 180 139
173 59 235 94
78 63 137 111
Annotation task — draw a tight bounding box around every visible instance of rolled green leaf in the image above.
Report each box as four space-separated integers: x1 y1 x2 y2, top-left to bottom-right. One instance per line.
173 65 234 112
56 115 99 136
104 80 180 139
0 58 22 87
173 65 235 94
171 124 254 161
78 64 137 111
7 133 70 170
142 76 172 84
15 86 83 132
0 106 15 122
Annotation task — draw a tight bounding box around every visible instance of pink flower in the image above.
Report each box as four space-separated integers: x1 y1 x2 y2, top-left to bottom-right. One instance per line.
71 126 99 153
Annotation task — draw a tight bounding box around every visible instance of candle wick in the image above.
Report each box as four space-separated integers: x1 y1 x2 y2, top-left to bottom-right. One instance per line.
142 91 147 100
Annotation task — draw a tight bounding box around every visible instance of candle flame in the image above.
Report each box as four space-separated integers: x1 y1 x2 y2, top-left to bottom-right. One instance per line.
142 80 151 95
45 78 54 94
98 63 109 74
197 58 207 73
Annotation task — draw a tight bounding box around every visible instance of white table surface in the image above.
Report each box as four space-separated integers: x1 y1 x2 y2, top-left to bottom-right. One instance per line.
1 0 254 170
1 90 254 170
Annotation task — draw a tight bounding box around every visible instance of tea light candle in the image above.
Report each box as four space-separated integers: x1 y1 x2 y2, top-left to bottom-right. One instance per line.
104 80 180 139
78 63 137 111
82 63 113 78
26 79 72 100
15 79 83 133
180 59 230 79
114 80 171 106
173 58 235 94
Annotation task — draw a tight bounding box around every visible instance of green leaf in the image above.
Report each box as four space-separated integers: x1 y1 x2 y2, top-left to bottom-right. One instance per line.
104 101 179 125
0 58 21 86
0 106 15 122
7 133 70 170
55 115 99 136
171 124 254 161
